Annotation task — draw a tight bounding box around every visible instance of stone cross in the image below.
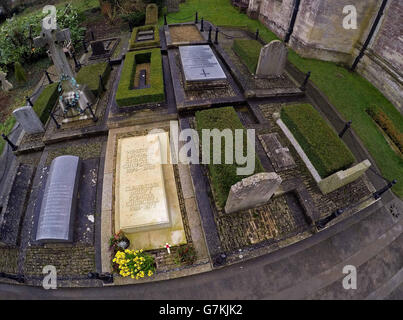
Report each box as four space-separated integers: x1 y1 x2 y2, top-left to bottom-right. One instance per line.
256 40 288 77
0 71 13 91
33 19 74 78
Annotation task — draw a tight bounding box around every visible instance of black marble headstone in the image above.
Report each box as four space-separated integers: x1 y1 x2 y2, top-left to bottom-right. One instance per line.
91 40 107 56
36 155 81 243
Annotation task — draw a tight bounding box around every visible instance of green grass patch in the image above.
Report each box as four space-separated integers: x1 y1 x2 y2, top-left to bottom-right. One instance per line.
116 48 165 107
281 104 355 178
0 116 16 155
76 62 111 97
287 51 403 197
33 83 59 124
232 39 262 74
195 106 264 208
129 25 161 50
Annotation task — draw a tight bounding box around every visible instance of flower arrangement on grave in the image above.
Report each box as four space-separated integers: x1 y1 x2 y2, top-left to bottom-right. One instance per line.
174 245 197 266
57 74 82 114
109 230 130 251
113 249 156 279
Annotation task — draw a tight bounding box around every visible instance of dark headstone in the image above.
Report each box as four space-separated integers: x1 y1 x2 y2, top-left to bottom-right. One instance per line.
91 40 107 56
36 155 81 243
135 69 149 89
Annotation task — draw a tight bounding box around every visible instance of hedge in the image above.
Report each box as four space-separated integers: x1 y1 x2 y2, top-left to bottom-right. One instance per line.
367 106 403 153
195 107 264 208
116 48 165 107
33 83 59 124
232 39 262 74
281 104 355 178
129 25 160 50
75 62 111 97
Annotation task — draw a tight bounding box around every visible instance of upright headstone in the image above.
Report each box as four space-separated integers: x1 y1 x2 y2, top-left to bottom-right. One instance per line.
256 40 288 77
145 3 158 25
225 172 282 213
90 40 107 56
36 155 81 243
0 71 13 91
166 0 180 13
33 19 74 78
13 105 45 134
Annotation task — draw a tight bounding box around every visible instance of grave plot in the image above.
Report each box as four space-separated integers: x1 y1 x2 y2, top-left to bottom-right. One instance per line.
17 138 105 284
89 37 120 60
116 49 165 108
165 23 205 47
168 44 243 111
101 123 210 281
216 27 302 98
259 103 375 224
189 106 314 260
129 25 161 51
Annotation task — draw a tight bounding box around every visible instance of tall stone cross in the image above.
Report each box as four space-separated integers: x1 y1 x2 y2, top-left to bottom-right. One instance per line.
0 71 13 91
34 19 74 78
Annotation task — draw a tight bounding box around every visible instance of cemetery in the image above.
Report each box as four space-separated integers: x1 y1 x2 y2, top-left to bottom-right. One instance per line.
0 0 401 295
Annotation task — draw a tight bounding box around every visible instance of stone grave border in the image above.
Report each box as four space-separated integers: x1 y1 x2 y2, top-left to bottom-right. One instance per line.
167 44 244 112
129 25 161 51
89 37 121 60
164 22 207 48
101 122 211 285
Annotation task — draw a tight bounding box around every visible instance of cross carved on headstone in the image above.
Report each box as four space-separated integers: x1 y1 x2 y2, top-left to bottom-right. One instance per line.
33 19 74 78
200 69 210 77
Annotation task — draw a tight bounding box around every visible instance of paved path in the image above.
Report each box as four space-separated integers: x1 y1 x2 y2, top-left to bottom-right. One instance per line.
1 197 401 300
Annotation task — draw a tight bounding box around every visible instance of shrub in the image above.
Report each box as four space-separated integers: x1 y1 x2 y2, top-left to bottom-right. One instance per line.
112 249 156 279
75 61 111 97
174 245 197 266
232 39 262 74
129 24 160 50
33 82 59 124
121 11 146 28
195 107 264 208
14 62 27 83
116 48 165 107
281 104 355 178
367 107 403 153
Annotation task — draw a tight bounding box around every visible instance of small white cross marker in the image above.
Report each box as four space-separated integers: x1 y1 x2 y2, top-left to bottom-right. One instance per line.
165 243 171 254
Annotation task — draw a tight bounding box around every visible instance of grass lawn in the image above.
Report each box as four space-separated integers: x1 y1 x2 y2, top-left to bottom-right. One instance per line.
165 0 403 198
196 107 264 208
281 104 355 178
232 39 262 74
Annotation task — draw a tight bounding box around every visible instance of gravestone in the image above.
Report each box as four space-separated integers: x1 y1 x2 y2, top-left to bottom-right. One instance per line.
13 105 45 134
256 40 288 77
36 156 81 242
179 45 227 89
137 30 155 41
145 3 158 25
225 172 282 213
259 133 296 171
167 0 180 13
136 69 149 89
90 40 107 56
0 71 13 91
116 133 171 233
34 19 74 78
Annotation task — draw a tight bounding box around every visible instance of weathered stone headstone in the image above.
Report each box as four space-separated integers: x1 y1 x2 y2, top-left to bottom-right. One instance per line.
0 71 13 91
256 40 288 77
90 40 107 56
318 160 371 194
34 19 74 78
116 133 171 233
179 45 227 89
12 105 45 134
225 172 282 213
36 156 81 242
259 133 296 171
167 0 180 13
145 3 158 25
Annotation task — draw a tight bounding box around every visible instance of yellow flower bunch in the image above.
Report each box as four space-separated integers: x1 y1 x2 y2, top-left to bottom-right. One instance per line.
112 248 155 280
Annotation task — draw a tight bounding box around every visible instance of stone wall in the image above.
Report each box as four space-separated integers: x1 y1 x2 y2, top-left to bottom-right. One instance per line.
247 0 402 111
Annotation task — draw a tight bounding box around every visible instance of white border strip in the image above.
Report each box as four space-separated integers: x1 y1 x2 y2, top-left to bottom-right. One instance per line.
276 119 322 183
